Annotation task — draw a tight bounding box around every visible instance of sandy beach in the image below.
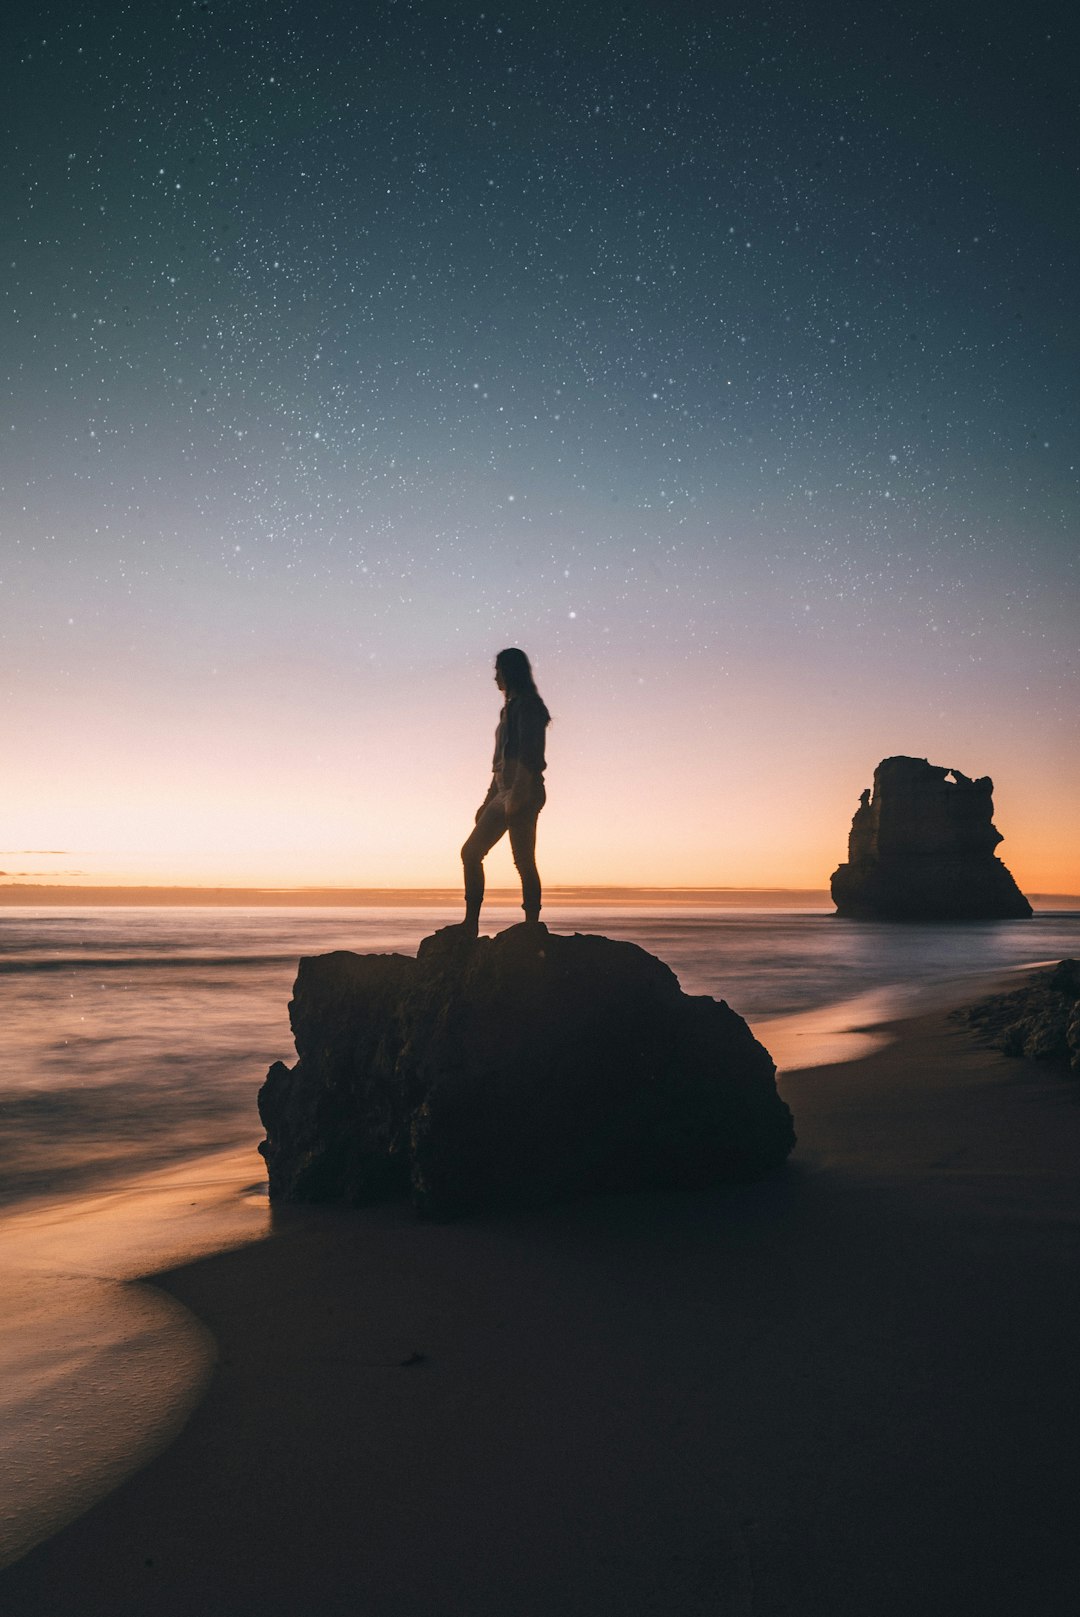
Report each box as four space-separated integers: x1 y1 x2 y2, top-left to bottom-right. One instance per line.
2 981 1079 1616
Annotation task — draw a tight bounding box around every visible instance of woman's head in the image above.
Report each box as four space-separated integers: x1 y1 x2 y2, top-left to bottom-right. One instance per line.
494 647 535 696
494 648 551 722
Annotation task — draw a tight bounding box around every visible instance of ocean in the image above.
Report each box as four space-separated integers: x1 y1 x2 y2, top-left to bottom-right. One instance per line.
2 903 1078 1212
2 900 1080 1573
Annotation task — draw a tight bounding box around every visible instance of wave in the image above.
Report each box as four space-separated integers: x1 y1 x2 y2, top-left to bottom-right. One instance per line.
0 1082 260 1208
0 952 330 975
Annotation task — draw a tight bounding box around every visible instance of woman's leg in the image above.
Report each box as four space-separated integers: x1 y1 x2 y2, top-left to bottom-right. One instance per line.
508 809 542 923
460 802 508 931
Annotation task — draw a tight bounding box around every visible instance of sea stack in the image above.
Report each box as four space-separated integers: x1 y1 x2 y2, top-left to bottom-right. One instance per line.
258 925 795 1218
830 755 1032 920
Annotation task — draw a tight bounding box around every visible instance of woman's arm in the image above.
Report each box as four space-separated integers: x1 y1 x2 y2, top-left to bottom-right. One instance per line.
500 698 545 815
475 776 499 823
502 761 537 817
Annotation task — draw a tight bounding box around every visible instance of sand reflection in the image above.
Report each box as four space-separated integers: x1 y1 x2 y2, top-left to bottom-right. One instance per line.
0 1147 268 1568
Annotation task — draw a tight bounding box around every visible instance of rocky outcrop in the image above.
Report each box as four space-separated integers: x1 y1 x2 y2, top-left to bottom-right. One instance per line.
962 960 1080 1073
258 924 795 1218
830 756 1032 920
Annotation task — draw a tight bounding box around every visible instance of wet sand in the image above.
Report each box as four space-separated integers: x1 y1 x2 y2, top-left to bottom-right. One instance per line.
3 988 1080 1615
0 1151 269 1568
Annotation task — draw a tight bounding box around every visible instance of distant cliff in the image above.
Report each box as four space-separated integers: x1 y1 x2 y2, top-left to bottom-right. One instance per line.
258 924 795 1218
831 756 1032 920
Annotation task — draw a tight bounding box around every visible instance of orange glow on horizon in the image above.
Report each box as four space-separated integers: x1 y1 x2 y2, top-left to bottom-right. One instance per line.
4 652 1078 897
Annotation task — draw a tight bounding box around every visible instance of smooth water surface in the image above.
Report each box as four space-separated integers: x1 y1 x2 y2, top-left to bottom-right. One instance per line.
2 904 1077 1210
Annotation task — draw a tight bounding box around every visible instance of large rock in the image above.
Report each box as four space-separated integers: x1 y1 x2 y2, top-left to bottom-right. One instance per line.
830 756 1032 920
258 925 795 1218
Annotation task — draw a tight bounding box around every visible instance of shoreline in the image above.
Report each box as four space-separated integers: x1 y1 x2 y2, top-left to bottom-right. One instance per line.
3 963 1079 1611
0 1151 270 1571
751 956 1051 1073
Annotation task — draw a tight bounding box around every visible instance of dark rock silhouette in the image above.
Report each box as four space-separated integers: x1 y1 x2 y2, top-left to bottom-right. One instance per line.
963 960 1080 1073
830 756 1032 920
258 924 795 1218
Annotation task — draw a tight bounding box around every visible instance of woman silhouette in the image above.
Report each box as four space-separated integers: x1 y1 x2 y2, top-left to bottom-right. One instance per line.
461 648 550 933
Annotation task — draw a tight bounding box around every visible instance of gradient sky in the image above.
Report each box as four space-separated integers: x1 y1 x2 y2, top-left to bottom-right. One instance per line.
2 0 1078 891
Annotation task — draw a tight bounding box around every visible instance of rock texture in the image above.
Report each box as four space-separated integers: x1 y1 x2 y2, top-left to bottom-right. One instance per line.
830 756 1032 920
258 924 795 1218
963 959 1080 1074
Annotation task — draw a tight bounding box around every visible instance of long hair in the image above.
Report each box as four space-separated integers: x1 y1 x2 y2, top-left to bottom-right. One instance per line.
496 647 550 723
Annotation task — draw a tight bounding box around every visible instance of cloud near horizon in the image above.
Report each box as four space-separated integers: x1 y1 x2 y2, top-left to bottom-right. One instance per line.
2 870 87 879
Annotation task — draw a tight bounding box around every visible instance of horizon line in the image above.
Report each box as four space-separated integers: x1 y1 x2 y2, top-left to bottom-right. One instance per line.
0 881 835 909
2 882 1078 909
0 880 833 897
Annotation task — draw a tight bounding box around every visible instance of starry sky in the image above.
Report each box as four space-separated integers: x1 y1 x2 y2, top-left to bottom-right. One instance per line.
3 0 1078 892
